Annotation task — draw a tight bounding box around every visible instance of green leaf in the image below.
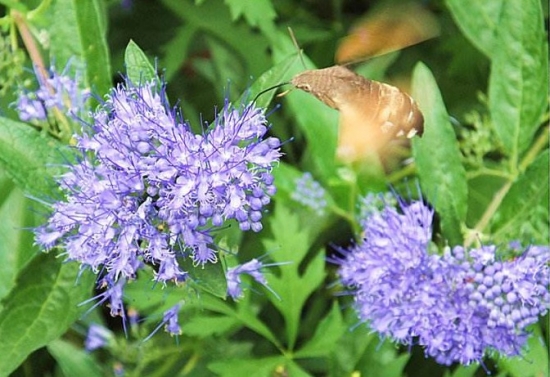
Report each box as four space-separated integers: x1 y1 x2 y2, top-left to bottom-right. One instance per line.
208 356 285 377
262 203 326 350
0 117 65 198
224 0 276 28
49 0 112 97
181 314 239 337
490 149 549 242
411 63 468 245
180 258 228 299
488 0 548 160
124 40 158 85
272 48 339 181
445 0 504 58
0 182 42 302
0 253 95 376
294 302 345 358
237 53 300 110
47 339 103 377
498 324 548 377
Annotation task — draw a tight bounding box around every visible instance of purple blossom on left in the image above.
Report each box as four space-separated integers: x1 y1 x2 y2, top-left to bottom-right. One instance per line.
15 64 89 122
34 78 281 320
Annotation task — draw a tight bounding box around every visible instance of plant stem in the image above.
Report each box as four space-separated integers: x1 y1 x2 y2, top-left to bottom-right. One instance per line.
464 123 549 247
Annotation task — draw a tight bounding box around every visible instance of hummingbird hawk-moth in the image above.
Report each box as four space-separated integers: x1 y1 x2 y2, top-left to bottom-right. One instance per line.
291 65 424 164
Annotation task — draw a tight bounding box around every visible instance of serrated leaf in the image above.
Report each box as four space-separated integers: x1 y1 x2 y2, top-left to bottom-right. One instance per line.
491 149 549 241
181 315 238 337
295 302 345 358
224 0 276 28
0 117 65 198
262 204 326 349
488 0 548 160
49 0 111 97
445 0 504 58
47 339 103 377
180 258 227 299
411 63 467 245
124 40 158 85
0 253 95 376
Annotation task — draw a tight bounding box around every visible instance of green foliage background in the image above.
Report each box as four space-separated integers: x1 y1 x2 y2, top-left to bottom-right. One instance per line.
0 0 548 376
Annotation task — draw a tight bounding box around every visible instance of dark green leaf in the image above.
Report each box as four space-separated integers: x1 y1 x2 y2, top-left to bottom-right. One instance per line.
124 40 158 85
0 117 65 198
47 339 103 377
412 63 467 245
0 253 95 376
445 0 504 58
488 0 548 159
262 203 326 349
294 302 345 358
491 149 549 243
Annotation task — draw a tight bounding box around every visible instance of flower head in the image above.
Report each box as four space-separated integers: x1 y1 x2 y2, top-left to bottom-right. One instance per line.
337 195 550 365
85 324 112 351
35 78 281 317
291 172 327 215
15 64 89 122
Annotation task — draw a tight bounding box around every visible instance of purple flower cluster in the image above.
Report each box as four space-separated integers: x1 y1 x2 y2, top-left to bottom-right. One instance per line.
337 196 550 365
35 79 281 319
15 64 88 122
290 172 327 215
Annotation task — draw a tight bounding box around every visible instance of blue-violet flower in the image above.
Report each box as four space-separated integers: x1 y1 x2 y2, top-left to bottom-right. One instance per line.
337 195 550 365
35 78 281 317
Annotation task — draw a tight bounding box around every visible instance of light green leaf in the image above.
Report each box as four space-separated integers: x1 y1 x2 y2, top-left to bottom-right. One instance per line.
497 324 548 377
445 0 504 58
224 0 276 27
0 117 65 198
208 356 285 377
47 339 103 377
237 53 300 110
488 0 548 160
295 302 345 358
262 203 326 350
490 149 549 242
124 40 158 85
0 254 95 376
49 0 111 97
412 63 468 245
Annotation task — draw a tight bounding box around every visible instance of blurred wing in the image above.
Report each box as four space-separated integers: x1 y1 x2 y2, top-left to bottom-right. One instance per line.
335 1 440 64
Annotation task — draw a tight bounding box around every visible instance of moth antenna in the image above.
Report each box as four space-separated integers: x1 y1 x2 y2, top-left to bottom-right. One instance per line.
287 26 306 69
252 82 291 104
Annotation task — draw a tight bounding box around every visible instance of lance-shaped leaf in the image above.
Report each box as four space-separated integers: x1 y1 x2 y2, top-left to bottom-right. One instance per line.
412 62 467 245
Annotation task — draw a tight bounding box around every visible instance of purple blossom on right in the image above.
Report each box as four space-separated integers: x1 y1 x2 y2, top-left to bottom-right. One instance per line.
336 195 550 366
